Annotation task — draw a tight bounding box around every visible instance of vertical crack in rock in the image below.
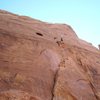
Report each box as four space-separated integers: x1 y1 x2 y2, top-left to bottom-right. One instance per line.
51 40 66 100
51 69 59 100
51 60 65 100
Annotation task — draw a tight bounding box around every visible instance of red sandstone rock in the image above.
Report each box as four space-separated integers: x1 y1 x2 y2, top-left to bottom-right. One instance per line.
0 10 100 100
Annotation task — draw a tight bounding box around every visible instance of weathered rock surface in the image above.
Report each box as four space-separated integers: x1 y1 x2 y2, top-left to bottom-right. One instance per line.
0 9 100 100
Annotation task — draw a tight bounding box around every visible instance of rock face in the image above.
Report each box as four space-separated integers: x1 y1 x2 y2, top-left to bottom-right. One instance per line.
0 10 100 100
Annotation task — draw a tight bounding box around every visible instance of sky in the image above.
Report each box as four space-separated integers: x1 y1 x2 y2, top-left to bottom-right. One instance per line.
0 0 100 48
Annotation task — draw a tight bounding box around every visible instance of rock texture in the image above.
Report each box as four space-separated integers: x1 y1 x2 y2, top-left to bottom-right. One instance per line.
0 9 100 100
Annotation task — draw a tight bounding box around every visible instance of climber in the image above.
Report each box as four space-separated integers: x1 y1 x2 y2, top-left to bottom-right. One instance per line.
56 41 61 46
56 38 64 48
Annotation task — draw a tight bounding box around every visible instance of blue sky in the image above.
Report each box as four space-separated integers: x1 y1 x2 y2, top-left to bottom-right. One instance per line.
0 0 100 47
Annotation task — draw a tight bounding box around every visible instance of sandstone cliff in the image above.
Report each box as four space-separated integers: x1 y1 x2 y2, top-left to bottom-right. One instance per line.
0 10 100 100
